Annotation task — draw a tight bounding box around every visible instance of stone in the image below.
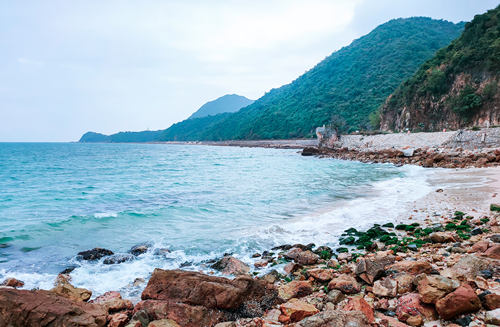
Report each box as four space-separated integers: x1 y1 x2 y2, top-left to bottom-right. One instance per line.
406 315 423 326
307 268 335 282
91 291 133 313
484 308 500 325
261 270 280 284
130 243 150 256
284 262 302 275
51 276 92 302
141 269 277 315
377 313 411 327
482 292 500 310
387 260 433 275
211 256 250 275
1 277 24 288
490 234 500 243
355 254 395 284
396 293 437 322
148 319 181 327
325 289 344 304
442 255 493 279
280 298 319 322
103 254 135 264
470 240 490 253
344 296 375 323
394 273 414 295
417 275 459 304
253 259 268 268
0 288 107 327
483 243 500 259
429 232 456 243
109 313 130 327
435 284 481 320
373 277 397 298
296 309 369 327
77 247 114 260
284 247 319 265
278 280 313 300
328 274 361 294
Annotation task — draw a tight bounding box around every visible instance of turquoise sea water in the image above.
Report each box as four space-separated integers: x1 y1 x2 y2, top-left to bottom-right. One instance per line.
0 143 430 298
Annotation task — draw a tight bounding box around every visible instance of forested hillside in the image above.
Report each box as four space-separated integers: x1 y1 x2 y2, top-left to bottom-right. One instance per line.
188 94 254 119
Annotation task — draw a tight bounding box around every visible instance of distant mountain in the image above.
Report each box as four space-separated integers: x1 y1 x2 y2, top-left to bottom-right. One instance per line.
156 17 464 141
188 94 254 119
380 5 499 131
79 130 163 143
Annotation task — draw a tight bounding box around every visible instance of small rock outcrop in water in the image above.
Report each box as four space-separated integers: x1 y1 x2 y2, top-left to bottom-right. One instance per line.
77 247 114 261
129 243 151 256
1 277 24 288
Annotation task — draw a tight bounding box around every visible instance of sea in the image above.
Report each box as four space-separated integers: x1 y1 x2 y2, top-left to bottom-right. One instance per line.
0 142 431 299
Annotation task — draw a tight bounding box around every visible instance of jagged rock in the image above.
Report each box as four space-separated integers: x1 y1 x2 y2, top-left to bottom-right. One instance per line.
108 313 130 327
442 255 493 279
260 270 280 284
253 259 268 268
280 298 319 323
417 275 459 304
328 274 361 294
77 247 114 261
376 313 411 327
1 277 24 288
325 289 344 304
284 247 319 265
394 273 414 295
295 309 369 327
429 232 456 243
278 280 313 300
284 262 302 275
51 276 92 302
344 296 375 323
395 293 437 322
211 256 250 275
301 147 320 156
435 284 481 320
91 291 133 313
387 260 432 275
483 243 500 259
307 268 335 282
148 319 181 327
481 292 500 310
0 288 107 326
469 240 490 253
355 254 395 284
130 243 150 256
373 277 398 297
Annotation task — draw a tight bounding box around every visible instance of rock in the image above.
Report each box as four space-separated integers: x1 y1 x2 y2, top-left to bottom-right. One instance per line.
133 278 146 287
328 274 361 294
109 313 130 327
325 289 344 304
148 319 181 327
344 296 375 323
1 277 24 288
396 293 437 322
284 248 319 265
0 288 107 326
307 268 335 282
484 308 500 325
141 269 277 316
490 234 500 243
429 232 456 243
253 259 268 268
406 315 423 326
482 292 500 310
278 280 313 300
373 277 398 297
51 276 92 302
130 243 150 256
104 254 135 264
483 243 500 259
77 247 114 260
355 254 395 284
470 240 490 253
403 148 415 157
301 147 320 156
435 284 481 320
211 256 250 275
296 309 369 327
417 275 459 304
91 291 133 313
284 262 302 275
128 310 150 327
261 270 280 284
394 273 414 295
280 298 319 322
377 313 411 327
387 260 433 275
443 255 493 279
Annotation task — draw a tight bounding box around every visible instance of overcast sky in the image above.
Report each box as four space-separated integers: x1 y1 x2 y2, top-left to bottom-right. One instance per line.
0 0 498 141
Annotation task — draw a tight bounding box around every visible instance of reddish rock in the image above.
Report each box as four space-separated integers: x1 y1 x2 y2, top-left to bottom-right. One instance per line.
395 293 437 322
51 277 92 302
344 296 375 323
376 313 411 327
278 280 313 300
0 287 107 327
483 244 500 259
373 277 397 298
394 273 414 295
1 277 24 288
483 292 500 310
429 232 456 243
328 274 361 294
253 259 268 268
211 256 250 275
280 298 319 322
148 319 181 327
470 240 490 253
284 262 302 275
296 309 369 327
91 291 133 313
141 269 277 315
435 284 481 320
108 312 129 327
307 268 335 282
284 247 319 265
355 254 395 284
417 275 459 304
387 260 432 275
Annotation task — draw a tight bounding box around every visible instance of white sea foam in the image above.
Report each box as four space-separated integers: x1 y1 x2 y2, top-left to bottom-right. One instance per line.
94 211 119 218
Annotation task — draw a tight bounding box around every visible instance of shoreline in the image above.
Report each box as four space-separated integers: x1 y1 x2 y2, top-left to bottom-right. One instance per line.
2 166 500 326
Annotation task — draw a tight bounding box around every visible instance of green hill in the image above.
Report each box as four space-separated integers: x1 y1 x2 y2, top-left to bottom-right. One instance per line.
188 94 254 119
157 17 464 141
380 5 500 131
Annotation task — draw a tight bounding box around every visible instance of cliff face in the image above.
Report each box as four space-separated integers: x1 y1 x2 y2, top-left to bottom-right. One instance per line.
380 5 500 132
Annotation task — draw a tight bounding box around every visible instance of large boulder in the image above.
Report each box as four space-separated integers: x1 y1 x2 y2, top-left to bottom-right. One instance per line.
50 276 92 302
343 297 375 323
211 256 250 276
139 269 278 325
416 275 459 304
435 284 481 320
355 254 395 284
77 247 114 261
395 293 437 322
284 247 319 265
0 288 107 327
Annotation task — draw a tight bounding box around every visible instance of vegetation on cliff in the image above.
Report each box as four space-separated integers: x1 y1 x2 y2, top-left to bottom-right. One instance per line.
188 94 254 120
380 5 500 131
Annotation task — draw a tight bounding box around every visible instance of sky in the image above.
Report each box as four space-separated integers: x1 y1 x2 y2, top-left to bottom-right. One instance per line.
0 0 498 141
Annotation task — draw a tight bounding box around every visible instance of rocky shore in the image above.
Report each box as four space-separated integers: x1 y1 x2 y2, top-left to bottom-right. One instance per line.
2 202 500 327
